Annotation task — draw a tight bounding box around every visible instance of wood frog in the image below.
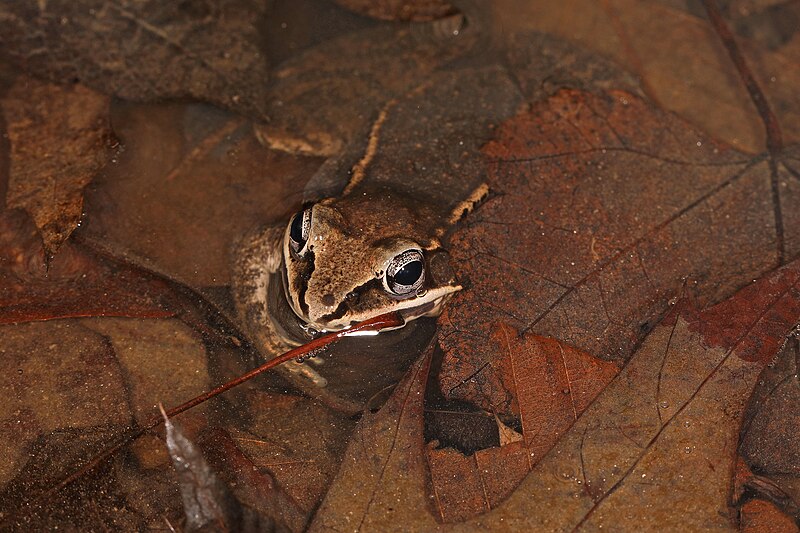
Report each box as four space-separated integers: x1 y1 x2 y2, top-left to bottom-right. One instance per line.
232 65 522 404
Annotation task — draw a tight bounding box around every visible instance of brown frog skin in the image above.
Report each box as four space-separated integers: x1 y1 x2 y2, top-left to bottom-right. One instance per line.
232 183 464 388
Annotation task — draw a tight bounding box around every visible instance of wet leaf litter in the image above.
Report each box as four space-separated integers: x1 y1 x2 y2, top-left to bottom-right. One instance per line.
1 0 799 530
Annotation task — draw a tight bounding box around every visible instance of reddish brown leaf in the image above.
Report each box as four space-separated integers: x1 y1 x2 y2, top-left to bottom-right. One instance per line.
0 210 177 324
740 499 799 533
428 330 619 520
311 259 800 530
439 87 784 422
427 446 488 522
2 76 111 256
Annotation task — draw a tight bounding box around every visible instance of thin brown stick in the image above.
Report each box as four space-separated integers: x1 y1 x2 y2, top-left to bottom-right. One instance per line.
46 311 405 495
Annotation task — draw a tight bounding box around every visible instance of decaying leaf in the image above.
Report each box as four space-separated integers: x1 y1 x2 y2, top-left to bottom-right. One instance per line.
0 210 177 324
308 352 437 532
439 88 792 420
163 408 289 532
427 331 619 521
740 499 799 533
311 256 800 531
739 326 800 520
2 76 111 256
0 0 269 120
254 20 478 156
490 0 800 153
83 100 324 287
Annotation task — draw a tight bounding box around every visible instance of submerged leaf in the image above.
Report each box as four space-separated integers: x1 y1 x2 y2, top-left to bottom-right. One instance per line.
0 0 269 119
311 258 800 530
163 408 289 532
2 76 111 256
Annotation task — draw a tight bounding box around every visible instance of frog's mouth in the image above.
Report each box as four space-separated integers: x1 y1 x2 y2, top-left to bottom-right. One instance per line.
313 284 461 333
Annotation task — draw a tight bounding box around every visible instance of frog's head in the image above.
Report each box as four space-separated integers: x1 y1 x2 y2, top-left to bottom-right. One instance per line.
280 192 461 333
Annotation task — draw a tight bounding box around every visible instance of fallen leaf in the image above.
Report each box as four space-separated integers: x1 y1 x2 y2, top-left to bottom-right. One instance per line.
229 388 357 520
83 101 323 287
310 256 800 531
477 261 800 530
0 0 269 120
740 499 799 533
739 329 800 520
197 427 307 533
0 321 129 489
490 0 800 153
163 409 288 532
428 331 619 521
254 19 478 156
308 351 440 532
0 210 176 324
82 318 211 425
312 256 800 531
2 76 111 256
439 88 789 420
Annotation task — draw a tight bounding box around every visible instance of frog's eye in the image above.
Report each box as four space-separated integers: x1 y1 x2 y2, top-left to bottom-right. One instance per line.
384 249 425 296
289 208 312 255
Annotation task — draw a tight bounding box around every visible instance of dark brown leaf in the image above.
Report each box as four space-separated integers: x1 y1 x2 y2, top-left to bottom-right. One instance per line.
311 257 800 531
253 20 478 156
2 76 111 256
308 352 439 532
164 410 289 532
439 88 785 420
427 330 619 520
0 0 269 120
490 0 800 153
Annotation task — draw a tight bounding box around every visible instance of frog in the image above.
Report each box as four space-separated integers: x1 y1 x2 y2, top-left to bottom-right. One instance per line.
232 182 475 390
232 62 522 403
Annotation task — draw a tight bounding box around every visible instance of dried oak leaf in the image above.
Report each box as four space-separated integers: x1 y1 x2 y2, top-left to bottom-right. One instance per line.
2 76 111 256
438 88 794 417
331 0 456 21
254 20 478 156
427 331 620 521
491 0 800 153
0 0 268 119
309 256 800 531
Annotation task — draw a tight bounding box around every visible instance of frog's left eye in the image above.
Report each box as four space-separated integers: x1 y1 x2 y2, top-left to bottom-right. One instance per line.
289 208 312 255
385 249 425 296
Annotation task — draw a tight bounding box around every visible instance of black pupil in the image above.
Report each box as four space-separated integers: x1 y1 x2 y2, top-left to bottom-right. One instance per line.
290 212 305 245
393 260 423 286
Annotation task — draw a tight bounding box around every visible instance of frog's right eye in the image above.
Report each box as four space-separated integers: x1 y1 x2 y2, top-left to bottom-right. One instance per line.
289 208 312 255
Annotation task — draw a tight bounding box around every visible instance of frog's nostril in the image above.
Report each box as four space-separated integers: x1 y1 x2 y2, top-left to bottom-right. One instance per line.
321 293 335 307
